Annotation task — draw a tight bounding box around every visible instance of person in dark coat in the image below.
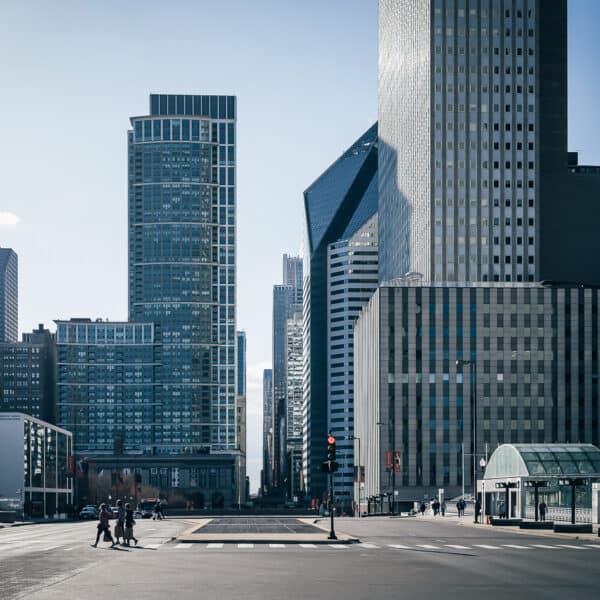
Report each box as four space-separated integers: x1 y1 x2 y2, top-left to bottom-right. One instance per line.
539 501 547 521
92 503 116 548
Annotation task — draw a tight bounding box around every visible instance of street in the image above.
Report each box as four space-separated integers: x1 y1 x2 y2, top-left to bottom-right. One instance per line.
1 516 599 599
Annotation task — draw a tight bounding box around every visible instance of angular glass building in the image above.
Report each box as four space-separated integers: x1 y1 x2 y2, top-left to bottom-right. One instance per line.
303 123 378 502
128 94 237 455
0 247 18 343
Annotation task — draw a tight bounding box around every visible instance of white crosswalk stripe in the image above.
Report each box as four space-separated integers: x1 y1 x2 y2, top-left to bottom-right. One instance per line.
416 544 440 549
473 545 501 549
206 543 223 549
299 544 317 548
445 545 471 549
174 543 192 549
269 544 285 548
388 544 412 549
584 545 600 549
531 545 559 549
144 543 161 549
555 545 588 550
358 543 380 549
328 544 348 549
238 544 254 549
502 545 531 549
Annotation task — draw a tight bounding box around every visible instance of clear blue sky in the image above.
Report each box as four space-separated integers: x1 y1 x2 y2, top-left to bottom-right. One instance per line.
0 1 599 492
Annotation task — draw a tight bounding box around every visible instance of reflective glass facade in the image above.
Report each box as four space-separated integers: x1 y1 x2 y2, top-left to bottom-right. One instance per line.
128 94 236 454
55 319 157 455
303 123 377 500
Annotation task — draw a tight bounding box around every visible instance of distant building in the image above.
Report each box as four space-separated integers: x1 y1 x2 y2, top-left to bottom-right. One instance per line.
235 330 247 505
326 213 378 509
0 324 57 423
0 248 18 343
261 368 273 493
0 412 72 519
236 331 246 397
303 123 378 501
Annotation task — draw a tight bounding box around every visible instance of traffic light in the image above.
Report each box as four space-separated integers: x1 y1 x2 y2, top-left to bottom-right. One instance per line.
327 435 336 461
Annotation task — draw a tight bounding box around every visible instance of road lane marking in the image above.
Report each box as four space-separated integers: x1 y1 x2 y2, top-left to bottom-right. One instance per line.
531 545 559 549
445 545 471 549
328 544 348 549
388 544 412 549
502 545 531 549
175 543 192 549
299 544 317 548
473 545 500 549
269 544 285 548
417 544 440 549
37 546 60 551
358 543 379 549
584 545 600 549
64 546 79 551
555 545 587 550
206 543 223 549
238 544 254 549
144 544 161 549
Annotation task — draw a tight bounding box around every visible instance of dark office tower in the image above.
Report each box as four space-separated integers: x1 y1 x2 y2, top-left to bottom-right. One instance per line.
0 324 56 423
378 0 600 285
271 284 297 492
261 368 273 493
0 248 18 342
303 123 378 502
236 330 246 397
128 94 237 459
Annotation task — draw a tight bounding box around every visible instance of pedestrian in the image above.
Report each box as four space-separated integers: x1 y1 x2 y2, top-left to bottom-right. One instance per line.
114 499 125 545
419 501 426 516
539 500 547 521
474 499 482 523
124 503 138 546
433 499 440 516
92 503 116 548
459 498 465 517
159 501 166 520
153 500 162 520
441 500 447 517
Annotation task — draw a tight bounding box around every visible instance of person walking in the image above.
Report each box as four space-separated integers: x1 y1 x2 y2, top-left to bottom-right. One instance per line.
159 501 166 520
124 503 138 547
92 503 116 548
419 501 426 516
441 500 447 517
474 499 482 523
539 500 547 521
114 499 125 545
153 500 162 521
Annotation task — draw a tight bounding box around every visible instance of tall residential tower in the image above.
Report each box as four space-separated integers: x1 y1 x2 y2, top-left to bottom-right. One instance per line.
0 248 18 343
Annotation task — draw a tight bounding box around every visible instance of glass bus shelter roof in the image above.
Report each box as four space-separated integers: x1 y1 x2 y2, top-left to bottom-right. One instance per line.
484 444 600 479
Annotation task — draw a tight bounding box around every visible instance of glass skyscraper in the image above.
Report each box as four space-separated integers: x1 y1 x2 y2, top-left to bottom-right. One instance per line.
0 247 18 343
128 94 237 455
303 123 378 501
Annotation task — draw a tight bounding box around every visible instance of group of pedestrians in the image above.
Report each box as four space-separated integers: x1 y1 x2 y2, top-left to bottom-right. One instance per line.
418 499 447 516
153 500 166 520
92 499 138 548
456 498 466 517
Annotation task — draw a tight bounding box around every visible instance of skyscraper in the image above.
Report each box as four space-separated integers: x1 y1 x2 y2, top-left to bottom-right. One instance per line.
303 123 378 501
271 254 303 494
326 212 378 509
0 248 18 343
128 94 237 456
236 330 246 398
235 330 247 505
378 0 600 285
261 368 273 493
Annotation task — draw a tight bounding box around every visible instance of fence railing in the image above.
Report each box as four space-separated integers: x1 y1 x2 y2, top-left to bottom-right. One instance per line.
524 505 592 523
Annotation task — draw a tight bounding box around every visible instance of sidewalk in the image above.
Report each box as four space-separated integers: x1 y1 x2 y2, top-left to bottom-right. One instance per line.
414 512 600 542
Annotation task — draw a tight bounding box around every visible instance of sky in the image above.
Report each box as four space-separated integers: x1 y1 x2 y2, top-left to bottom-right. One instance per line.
0 1 599 494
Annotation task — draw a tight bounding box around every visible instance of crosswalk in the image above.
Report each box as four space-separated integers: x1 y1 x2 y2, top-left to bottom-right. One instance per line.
1 537 599 556
163 541 600 553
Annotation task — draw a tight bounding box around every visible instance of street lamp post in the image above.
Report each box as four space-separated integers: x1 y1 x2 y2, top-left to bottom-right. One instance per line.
456 359 478 522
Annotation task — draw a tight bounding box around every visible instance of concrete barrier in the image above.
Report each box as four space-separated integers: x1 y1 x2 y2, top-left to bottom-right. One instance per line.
0 511 17 523
553 523 593 534
520 521 554 530
490 517 522 526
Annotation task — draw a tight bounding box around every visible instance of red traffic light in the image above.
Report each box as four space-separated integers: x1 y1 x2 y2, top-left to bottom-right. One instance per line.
328 436 336 444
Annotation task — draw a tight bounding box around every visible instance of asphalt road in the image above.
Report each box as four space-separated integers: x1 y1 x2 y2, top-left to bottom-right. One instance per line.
1 516 599 600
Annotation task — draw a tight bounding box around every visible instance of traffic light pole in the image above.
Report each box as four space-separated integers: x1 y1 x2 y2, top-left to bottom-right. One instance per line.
328 470 337 540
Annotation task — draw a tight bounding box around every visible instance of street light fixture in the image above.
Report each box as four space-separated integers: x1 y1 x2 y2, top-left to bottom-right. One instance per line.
456 359 478 522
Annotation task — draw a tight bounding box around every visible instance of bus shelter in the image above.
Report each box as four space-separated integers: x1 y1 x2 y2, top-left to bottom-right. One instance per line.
479 444 600 523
